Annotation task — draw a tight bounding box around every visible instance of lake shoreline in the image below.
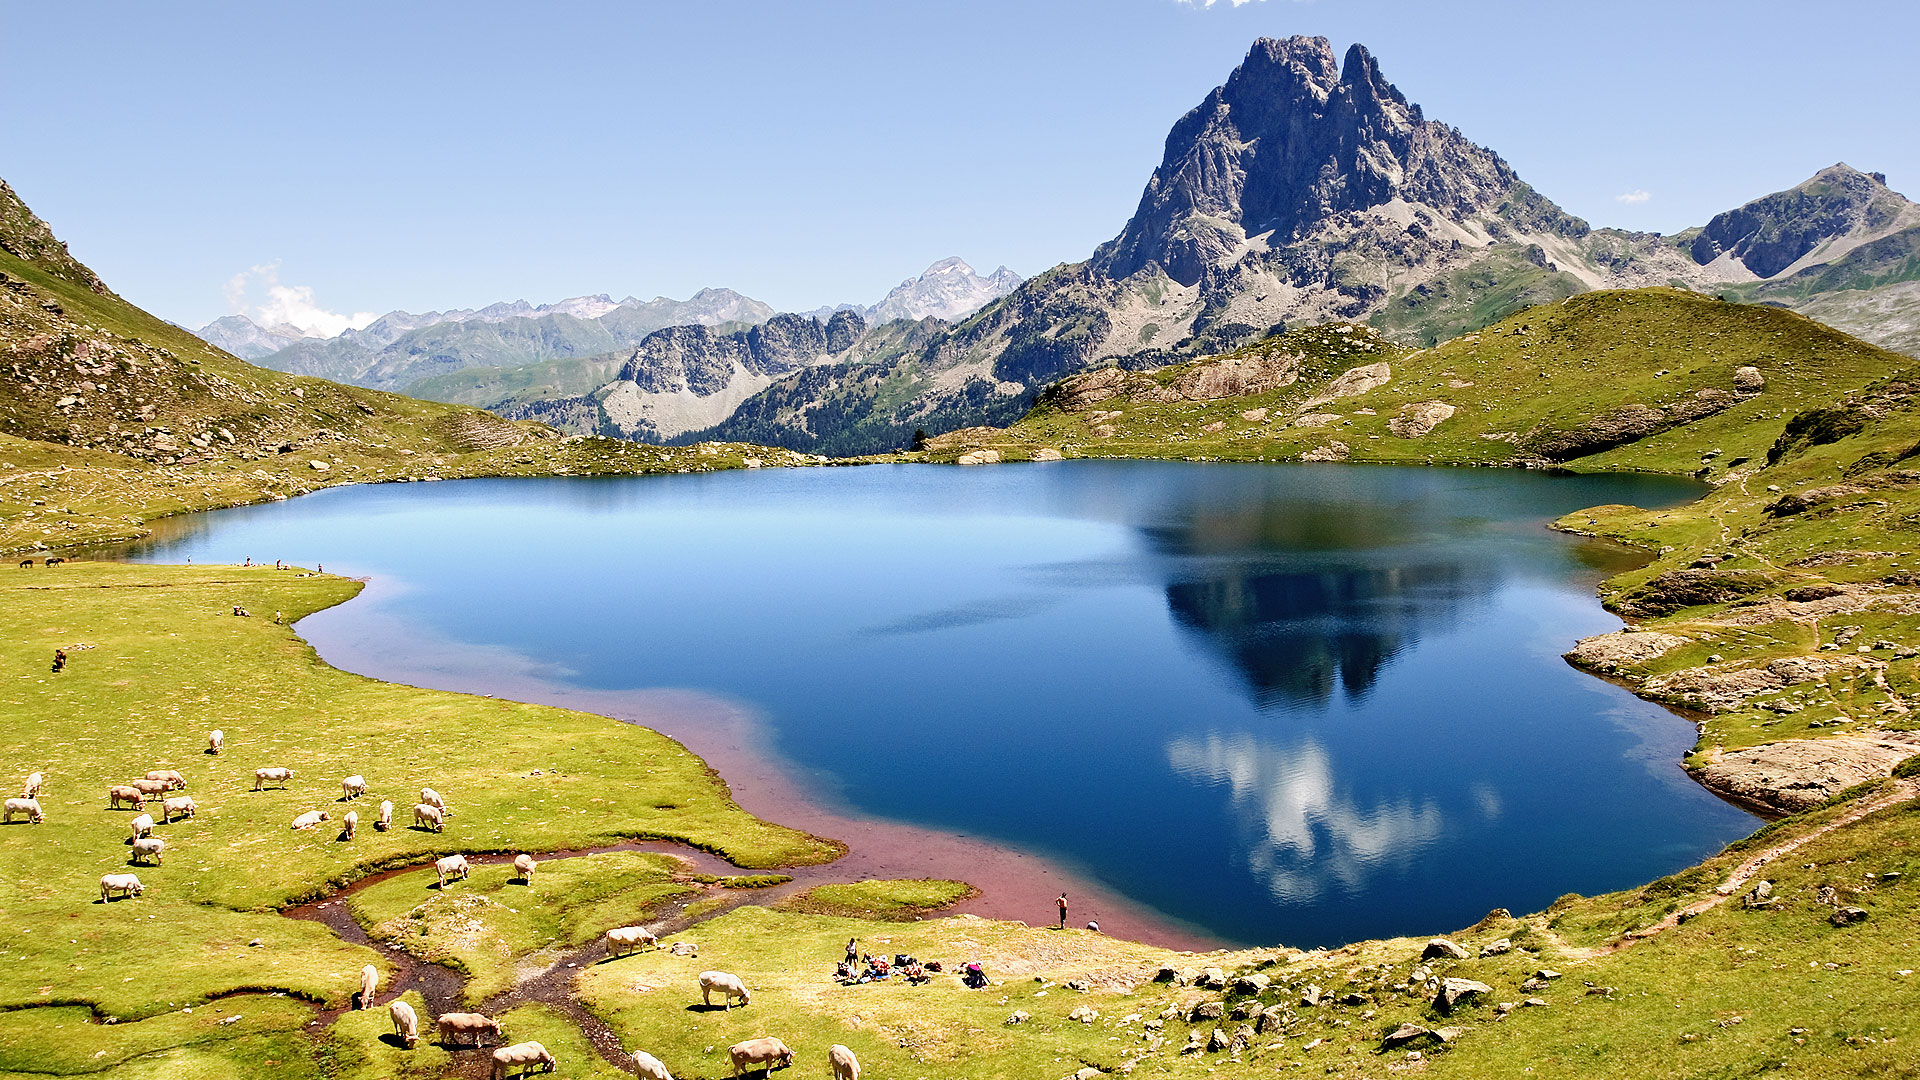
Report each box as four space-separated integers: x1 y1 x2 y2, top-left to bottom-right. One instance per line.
294 574 1228 953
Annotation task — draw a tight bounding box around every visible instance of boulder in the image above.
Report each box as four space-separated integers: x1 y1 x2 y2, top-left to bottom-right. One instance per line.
956 449 1002 466
1207 1027 1232 1053
1069 1005 1099 1023
1240 408 1269 422
1742 880 1775 908
1479 938 1513 958
1256 1004 1289 1033
1197 967 1227 990
1031 447 1064 461
1388 400 1455 438
1381 1023 1434 1049
1300 440 1349 462
1230 1024 1254 1053
1830 906 1870 926
1299 362 1392 410
1422 938 1470 961
1433 978 1492 1013
1005 1011 1030 1025
1300 984 1323 1007
1232 973 1271 995
1733 366 1765 393
1190 1001 1224 1022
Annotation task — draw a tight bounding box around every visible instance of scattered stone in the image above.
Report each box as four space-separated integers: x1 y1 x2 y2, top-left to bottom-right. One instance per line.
1300 984 1323 1007
247 939 263 947
1180 1031 1204 1055
1831 906 1870 927
1337 992 1370 1007
1256 1004 1289 1033
1031 447 1064 461
1239 408 1269 422
1197 967 1227 990
1190 1001 1224 1022
1585 986 1616 997
1065 979 1090 992
1433 978 1492 1013
1300 440 1349 462
1207 1027 1232 1053
1522 997 1548 1008
1733 366 1765 393
1005 1011 1030 1025
1422 938 1470 961
219 1014 242 1026
1200 420 1226 434
1230 1000 1258 1021
1230 1024 1254 1053
955 449 1002 466
1232 973 1271 995
1479 938 1512 958
1743 880 1776 909
308 460 330 471
1069 1005 1099 1023
1435 1026 1465 1043
1382 1023 1434 1049
1292 412 1340 428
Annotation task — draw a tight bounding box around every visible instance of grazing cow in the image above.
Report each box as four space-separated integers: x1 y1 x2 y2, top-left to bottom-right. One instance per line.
342 809 358 839
23 772 44 798
699 970 751 1009
631 1050 674 1080
3 797 44 824
128 813 155 840
389 999 420 1047
129 778 172 800
340 775 367 800
418 787 447 816
107 786 146 811
489 1041 555 1080
435 1012 501 1048
45 557 64 567
514 853 536 883
412 803 444 832
828 1044 860 1080
143 770 186 791
18 559 31 569
161 795 196 823
358 964 378 1009
727 1037 794 1077
253 767 292 790
605 926 657 958
130 837 165 865
207 729 223 754
377 799 393 831
435 854 470 889
99 874 144 901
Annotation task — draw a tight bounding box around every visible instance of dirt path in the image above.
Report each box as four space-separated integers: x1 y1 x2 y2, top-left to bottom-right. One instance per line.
1539 778 1918 962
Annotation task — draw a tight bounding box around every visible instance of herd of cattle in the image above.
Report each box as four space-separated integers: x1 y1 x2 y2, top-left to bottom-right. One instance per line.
9 732 864 1078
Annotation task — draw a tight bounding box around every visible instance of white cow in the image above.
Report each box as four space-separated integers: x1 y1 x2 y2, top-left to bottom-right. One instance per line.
99 874 144 901
514 853 537 883
699 970 751 1009
160 795 196 822
489 1041 555 1080
358 964 378 1009
129 813 155 840
130 837 165 865
377 799 394 831
389 998 420 1047
291 810 330 831
2 797 43 824
208 729 223 754
631 1050 674 1080
253 766 292 790
22 771 44 797
605 926 657 957
341 775 368 799
435 854 470 889
412 803 444 832
828 1044 860 1080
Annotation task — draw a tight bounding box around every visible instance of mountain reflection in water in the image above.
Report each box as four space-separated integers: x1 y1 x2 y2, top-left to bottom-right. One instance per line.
107 461 1759 946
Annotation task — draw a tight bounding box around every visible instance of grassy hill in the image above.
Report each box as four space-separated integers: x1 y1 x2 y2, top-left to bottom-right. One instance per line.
0 182 817 556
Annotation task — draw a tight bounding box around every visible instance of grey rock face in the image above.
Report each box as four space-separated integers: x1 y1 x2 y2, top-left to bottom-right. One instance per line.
1094 37 1573 286
1692 164 1905 277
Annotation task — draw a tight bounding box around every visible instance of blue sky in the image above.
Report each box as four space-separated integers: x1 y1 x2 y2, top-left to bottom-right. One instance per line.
3 0 1915 332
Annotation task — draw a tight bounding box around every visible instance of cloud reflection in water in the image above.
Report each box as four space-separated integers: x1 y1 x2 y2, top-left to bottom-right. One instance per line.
1167 732 1445 903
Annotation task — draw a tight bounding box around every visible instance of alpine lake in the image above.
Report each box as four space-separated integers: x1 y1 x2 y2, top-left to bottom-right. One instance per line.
112 460 1756 948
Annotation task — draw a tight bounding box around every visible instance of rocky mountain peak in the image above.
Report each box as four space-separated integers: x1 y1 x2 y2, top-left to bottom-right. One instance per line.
1093 36 1537 286
1690 162 1917 278
864 257 1025 324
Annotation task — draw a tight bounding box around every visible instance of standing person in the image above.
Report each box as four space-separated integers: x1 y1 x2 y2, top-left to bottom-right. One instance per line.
845 938 858 965
1056 893 1068 930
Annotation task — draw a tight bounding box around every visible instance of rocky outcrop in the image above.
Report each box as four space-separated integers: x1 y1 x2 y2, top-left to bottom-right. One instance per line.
1645 654 1870 713
1613 569 1776 617
1298 363 1391 411
864 258 1023 325
1564 630 1688 674
1695 734 1920 815
1389 400 1454 438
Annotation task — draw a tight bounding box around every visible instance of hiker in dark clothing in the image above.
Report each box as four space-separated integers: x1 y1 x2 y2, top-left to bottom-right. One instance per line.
1056 893 1068 929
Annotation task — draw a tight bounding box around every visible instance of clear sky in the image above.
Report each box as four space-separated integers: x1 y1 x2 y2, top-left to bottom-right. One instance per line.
3 0 1915 333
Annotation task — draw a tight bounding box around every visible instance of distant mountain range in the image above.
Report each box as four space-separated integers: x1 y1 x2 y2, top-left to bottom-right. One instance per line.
195 259 1023 402
193 37 1920 453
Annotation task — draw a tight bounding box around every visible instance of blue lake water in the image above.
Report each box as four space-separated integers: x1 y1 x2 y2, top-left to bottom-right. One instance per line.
116 461 1756 947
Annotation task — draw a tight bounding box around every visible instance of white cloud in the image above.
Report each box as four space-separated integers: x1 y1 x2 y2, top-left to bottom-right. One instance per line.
1614 189 1652 205
224 262 376 338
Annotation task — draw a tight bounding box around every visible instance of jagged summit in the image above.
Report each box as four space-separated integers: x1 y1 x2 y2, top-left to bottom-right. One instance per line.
1094 36 1558 285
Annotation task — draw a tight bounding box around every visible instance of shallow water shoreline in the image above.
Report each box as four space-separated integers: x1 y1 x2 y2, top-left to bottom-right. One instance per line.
294 575 1226 952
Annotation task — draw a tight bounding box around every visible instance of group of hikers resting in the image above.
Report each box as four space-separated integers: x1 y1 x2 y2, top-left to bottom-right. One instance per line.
836 938 988 988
